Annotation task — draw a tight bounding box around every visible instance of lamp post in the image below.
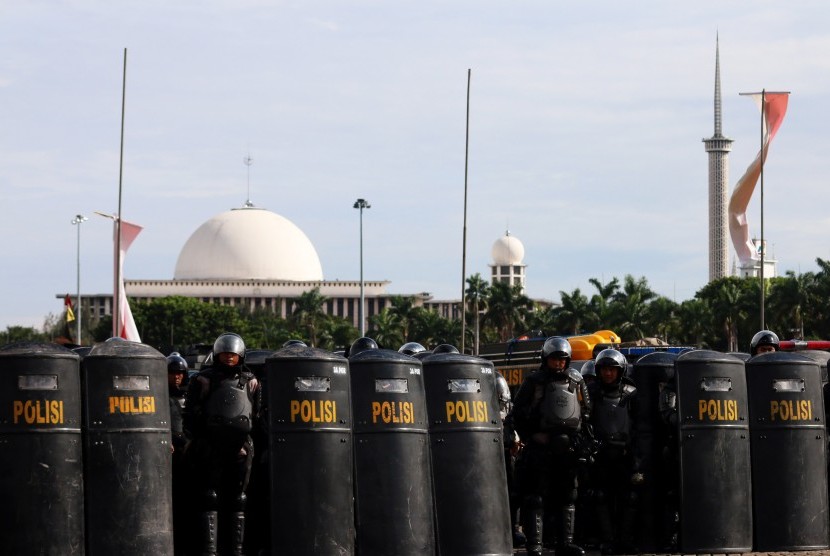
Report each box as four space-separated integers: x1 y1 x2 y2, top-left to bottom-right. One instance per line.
353 198 371 337
71 214 88 344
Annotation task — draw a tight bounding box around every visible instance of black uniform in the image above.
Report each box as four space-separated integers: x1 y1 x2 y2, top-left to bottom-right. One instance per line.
511 364 592 556
587 376 639 554
184 361 262 556
657 375 680 551
169 381 190 555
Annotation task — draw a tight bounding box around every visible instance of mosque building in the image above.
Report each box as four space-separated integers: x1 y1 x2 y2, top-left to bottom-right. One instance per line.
75 204 535 332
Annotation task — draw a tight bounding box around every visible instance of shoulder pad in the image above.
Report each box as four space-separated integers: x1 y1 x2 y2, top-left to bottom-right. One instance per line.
621 383 637 397
567 368 584 382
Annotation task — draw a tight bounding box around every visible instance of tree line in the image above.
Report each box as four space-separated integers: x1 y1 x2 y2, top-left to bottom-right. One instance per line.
4 257 830 355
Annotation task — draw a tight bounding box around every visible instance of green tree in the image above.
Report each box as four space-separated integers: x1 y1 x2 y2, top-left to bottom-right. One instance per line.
554 288 592 335
368 308 404 349
290 288 329 347
610 275 656 340
588 277 620 326
645 296 680 343
484 281 533 341
387 295 420 342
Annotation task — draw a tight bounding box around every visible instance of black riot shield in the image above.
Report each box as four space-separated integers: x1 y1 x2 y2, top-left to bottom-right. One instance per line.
676 350 752 553
747 351 829 551
241 348 276 556
266 345 354 555
350 348 436 556
0 342 84 555
82 341 173 555
630 351 678 551
422 352 512 556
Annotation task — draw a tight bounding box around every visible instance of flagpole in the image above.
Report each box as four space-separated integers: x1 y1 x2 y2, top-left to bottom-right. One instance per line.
460 68 471 353
114 47 127 337
739 89 790 331
759 89 765 330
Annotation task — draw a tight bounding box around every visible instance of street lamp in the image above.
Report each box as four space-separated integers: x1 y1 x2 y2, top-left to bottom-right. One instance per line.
353 198 371 336
71 214 88 344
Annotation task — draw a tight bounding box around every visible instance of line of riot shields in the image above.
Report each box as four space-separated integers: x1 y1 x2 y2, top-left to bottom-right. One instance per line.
0 340 513 556
628 348 830 553
6 338 830 555
0 340 173 556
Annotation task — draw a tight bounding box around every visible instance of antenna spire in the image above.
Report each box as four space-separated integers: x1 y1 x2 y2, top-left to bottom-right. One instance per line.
714 33 723 138
243 154 254 207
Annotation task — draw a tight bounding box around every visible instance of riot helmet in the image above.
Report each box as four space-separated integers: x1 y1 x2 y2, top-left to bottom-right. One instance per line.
282 339 307 348
213 332 246 365
495 372 512 421
398 342 427 356
580 360 597 382
432 344 460 354
350 337 379 357
594 348 626 386
167 353 188 374
750 330 780 355
541 336 572 367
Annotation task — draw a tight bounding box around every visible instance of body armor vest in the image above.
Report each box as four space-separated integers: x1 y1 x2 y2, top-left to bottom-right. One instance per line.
204 373 254 434
595 383 635 447
538 378 582 432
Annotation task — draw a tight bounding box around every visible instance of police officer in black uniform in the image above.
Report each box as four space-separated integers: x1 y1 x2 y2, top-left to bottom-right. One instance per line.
750 329 780 355
184 333 262 556
588 349 640 555
510 337 592 556
167 352 190 554
657 360 679 551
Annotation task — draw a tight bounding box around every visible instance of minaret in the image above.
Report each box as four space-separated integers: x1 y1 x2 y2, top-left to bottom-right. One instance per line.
703 35 734 282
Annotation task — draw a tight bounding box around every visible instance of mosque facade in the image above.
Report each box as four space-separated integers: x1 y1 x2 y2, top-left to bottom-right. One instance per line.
74 204 536 333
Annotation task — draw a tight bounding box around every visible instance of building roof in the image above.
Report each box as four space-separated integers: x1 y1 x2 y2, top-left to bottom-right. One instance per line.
173 205 324 281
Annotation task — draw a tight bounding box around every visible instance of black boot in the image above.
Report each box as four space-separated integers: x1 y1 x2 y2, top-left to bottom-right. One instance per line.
230 511 246 556
556 504 585 556
522 498 544 556
199 511 218 556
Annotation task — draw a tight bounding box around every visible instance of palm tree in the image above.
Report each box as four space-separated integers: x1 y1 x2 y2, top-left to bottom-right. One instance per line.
707 279 746 352
768 271 809 339
646 296 680 343
676 299 712 347
387 295 419 342
368 308 404 349
610 275 657 340
466 273 491 353
588 277 620 326
484 281 534 341
290 287 329 347
554 288 592 335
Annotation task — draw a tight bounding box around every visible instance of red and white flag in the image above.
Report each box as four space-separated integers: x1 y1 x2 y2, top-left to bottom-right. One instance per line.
113 219 143 342
728 92 789 264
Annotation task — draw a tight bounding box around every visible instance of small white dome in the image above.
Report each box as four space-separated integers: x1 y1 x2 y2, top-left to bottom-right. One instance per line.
174 206 323 281
491 232 525 265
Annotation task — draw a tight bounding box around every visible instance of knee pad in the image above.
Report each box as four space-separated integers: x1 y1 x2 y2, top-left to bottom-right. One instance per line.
202 489 219 511
524 495 544 511
232 492 247 512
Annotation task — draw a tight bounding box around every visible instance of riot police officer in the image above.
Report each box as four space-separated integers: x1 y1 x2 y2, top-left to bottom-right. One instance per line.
497 372 525 547
510 337 591 556
657 362 679 551
184 333 262 556
167 352 191 555
587 349 640 555
750 330 780 355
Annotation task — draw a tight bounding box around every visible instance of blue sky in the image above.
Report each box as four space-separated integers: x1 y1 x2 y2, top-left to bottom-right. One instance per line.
2 1 830 330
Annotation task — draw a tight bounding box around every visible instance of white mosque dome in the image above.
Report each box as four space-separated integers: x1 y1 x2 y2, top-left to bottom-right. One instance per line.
491 232 525 265
174 205 324 281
